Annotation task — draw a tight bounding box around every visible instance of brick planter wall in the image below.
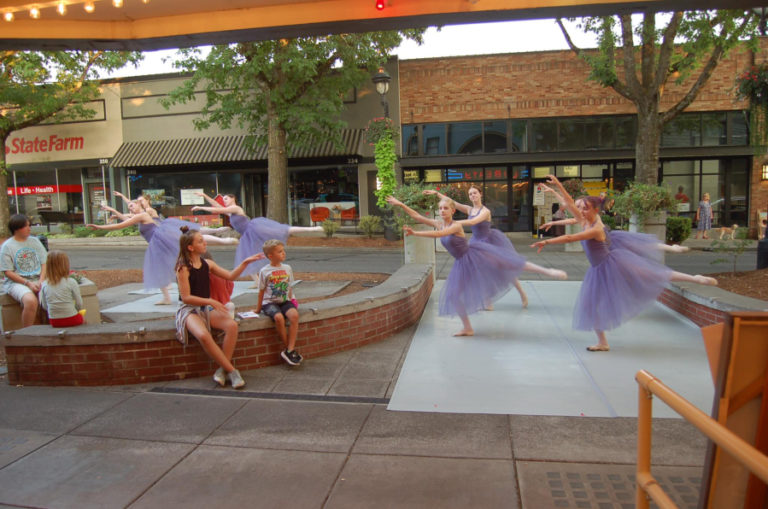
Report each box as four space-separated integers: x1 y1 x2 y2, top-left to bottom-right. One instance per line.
2 264 433 387
657 283 768 328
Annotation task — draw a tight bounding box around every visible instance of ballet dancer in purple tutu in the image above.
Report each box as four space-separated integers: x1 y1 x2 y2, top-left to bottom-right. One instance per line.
424 186 529 308
88 200 238 305
531 175 716 352
191 192 322 282
387 195 566 337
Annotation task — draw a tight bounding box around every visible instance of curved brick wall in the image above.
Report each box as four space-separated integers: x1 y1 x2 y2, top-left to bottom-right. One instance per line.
658 283 768 328
1 264 434 387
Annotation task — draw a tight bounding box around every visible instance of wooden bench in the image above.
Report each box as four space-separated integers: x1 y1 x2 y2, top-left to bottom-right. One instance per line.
39 211 84 232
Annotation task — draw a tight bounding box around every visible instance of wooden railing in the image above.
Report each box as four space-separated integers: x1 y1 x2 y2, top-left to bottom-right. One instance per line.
635 369 768 509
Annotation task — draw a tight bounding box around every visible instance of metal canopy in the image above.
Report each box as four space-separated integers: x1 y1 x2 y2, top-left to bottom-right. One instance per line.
0 0 763 51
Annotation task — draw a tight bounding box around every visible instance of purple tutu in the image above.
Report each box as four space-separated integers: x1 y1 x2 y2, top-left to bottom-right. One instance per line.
573 228 672 332
230 214 290 276
469 218 522 255
439 234 525 317
141 218 200 290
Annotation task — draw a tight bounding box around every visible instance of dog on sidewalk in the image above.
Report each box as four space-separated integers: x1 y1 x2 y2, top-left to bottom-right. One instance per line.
718 224 739 240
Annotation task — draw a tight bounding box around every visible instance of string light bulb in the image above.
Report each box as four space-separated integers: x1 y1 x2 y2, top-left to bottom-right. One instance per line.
3 11 14 21
29 7 41 19
113 0 123 7
57 2 67 15
84 2 94 12
141 0 150 3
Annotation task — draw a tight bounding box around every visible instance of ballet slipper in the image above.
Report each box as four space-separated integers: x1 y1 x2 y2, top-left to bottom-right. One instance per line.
484 303 494 311
155 300 173 306
693 275 718 286
669 245 690 253
586 344 610 352
453 329 474 337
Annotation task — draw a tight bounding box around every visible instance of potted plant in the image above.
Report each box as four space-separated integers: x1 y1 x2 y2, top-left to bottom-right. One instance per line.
366 116 398 239
612 181 678 242
735 64 768 152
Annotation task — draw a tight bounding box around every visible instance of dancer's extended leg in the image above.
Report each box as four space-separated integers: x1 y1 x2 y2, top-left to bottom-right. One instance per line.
202 234 238 246
289 226 323 234
453 301 474 337
522 261 567 280
513 279 528 308
155 285 173 305
587 330 610 352
669 272 717 286
659 243 690 254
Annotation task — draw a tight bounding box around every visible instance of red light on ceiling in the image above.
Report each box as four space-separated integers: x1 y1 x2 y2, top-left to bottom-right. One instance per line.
376 0 385 10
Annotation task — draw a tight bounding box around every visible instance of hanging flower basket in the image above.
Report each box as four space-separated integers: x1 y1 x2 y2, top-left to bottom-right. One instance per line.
735 64 768 152
365 117 398 145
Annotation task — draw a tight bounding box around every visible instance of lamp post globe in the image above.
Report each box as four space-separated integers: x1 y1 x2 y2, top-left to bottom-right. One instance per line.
372 67 391 117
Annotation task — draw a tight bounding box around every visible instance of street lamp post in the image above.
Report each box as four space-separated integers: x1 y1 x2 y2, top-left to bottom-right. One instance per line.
372 67 391 118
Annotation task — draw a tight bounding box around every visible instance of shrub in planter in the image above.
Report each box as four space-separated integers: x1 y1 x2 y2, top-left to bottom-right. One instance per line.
612 181 678 225
666 216 692 244
105 226 139 237
74 226 91 238
389 182 439 233
321 219 339 238
358 215 383 239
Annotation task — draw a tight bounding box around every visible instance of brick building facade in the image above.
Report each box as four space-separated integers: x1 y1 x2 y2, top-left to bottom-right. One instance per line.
398 43 768 236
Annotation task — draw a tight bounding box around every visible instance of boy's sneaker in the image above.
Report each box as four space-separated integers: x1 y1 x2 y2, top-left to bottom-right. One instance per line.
213 367 226 387
228 369 246 389
281 349 300 366
290 350 303 365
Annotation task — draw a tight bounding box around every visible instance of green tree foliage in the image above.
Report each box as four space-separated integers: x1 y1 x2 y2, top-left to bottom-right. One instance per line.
0 50 142 236
557 10 759 185
163 30 425 224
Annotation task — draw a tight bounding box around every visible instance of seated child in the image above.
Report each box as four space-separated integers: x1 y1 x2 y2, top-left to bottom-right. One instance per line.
254 239 303 366
40 250 86 327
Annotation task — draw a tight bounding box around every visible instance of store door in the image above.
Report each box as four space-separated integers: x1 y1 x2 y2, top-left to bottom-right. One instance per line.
85 182 109 225
510 165 531 232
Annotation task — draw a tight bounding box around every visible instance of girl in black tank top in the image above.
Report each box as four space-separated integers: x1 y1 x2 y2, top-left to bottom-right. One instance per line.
175 227 265 389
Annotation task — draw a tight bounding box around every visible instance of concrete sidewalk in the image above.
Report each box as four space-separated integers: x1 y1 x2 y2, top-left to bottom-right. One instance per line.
0 284 711 508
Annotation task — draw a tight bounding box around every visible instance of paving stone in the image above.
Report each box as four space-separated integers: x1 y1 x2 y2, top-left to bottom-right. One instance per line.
0 436 193 509
131 445 346 509
325 454 518 509
0 429 58 469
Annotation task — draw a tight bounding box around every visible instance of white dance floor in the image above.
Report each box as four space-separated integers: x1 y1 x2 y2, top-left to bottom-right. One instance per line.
388 280 714 418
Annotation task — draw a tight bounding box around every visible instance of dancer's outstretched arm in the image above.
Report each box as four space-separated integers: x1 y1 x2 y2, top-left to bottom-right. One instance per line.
191 204 243 215
530 222 603 253
456 207 491 226
207 254 265 281
540 217 579 231
101 204 131 221
543 177 582 221
195 191 221 208
386 196 440 228
403 222 462 238
113 191 131 206
87 212 151 230
422 190 471 215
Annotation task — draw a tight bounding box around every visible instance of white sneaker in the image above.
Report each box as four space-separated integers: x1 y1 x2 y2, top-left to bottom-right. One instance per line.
228 369 246 389
213 367 226 387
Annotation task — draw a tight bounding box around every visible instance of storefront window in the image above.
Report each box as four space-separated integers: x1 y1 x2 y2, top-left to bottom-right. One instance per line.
510 120 527 152
448 122 482 154
615 117 636 149
402 125 419 156
702 113 727 146
662 114 701 147
558 118 586 151
290 166 358 226
483 121 507 153
730 112 748 145
531 119 557 152
129 171 217 217
422 124 446 155
10 168 85 227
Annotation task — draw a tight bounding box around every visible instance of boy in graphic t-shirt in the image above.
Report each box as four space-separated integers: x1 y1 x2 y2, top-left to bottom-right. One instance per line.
254 239 302 366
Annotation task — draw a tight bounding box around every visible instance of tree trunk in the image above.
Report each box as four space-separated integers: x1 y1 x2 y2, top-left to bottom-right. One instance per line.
266 102 289 224
634 104 662 185
0 134 11 238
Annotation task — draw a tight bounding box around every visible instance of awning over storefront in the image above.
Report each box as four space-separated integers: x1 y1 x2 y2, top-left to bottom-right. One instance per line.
110 129 365 168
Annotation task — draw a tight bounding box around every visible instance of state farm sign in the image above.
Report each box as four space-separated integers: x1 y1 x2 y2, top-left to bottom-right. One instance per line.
5 135 84 154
